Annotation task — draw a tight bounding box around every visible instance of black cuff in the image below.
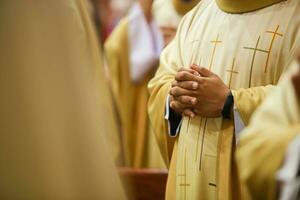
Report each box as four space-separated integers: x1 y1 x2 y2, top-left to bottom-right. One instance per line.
169 107 182 136
222 91 234 119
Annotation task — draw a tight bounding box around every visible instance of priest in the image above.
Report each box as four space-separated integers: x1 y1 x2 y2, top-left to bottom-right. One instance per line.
148 0 300 199
0 0 126 199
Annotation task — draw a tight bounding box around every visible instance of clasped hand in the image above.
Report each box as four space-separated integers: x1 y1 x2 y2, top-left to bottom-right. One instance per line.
169 65 230 118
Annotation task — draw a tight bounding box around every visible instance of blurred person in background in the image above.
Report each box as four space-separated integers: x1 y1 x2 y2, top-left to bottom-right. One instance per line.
91 0 134 42
104 0 199 168
105 0 165 168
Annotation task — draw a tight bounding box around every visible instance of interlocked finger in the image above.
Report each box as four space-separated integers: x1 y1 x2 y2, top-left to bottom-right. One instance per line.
170 86 197 97
174 95 198 105
172 80 198 90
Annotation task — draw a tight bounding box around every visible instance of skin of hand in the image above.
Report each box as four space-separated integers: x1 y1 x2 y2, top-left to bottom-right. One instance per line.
170 65 230 118
169 68 199 117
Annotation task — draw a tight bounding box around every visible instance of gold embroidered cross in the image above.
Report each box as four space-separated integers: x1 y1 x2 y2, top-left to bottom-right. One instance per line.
209 34 222 70
178 148 190 200
226 58 239 89
264 25 283 72
244 36 267 87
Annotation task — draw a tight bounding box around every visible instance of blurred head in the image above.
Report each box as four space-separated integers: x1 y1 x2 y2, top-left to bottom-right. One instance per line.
90 0 131 42
172 0 200 15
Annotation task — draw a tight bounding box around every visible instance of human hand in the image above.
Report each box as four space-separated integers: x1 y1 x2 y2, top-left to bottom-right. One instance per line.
169 67 199 117
170 65 230 118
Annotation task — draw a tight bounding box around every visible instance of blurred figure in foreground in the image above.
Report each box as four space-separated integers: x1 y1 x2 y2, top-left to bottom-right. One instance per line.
0 0 126 199
237 54 300 200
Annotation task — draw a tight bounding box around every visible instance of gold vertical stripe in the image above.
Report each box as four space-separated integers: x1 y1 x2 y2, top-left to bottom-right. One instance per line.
226 58 239 89
244 36 262 87
195 118 204 161
209 34 222 70
199 118 208 171
264 25 283 72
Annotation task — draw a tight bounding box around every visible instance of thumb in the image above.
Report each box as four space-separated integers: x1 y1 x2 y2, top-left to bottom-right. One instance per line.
190 65 213 77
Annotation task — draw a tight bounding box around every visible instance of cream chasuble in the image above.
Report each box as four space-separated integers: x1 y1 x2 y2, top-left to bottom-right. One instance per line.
148 0 300 199
105 5 165 168
237 73 300 200
0 0 125 199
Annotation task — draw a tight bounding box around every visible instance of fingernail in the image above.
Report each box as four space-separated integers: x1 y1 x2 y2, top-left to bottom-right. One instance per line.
193 71 200 76
191 98 197 104
192 82 198 89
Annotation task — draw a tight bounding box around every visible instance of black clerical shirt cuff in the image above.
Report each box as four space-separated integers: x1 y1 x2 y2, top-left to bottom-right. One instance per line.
165 95 182 137
222 90 234 119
